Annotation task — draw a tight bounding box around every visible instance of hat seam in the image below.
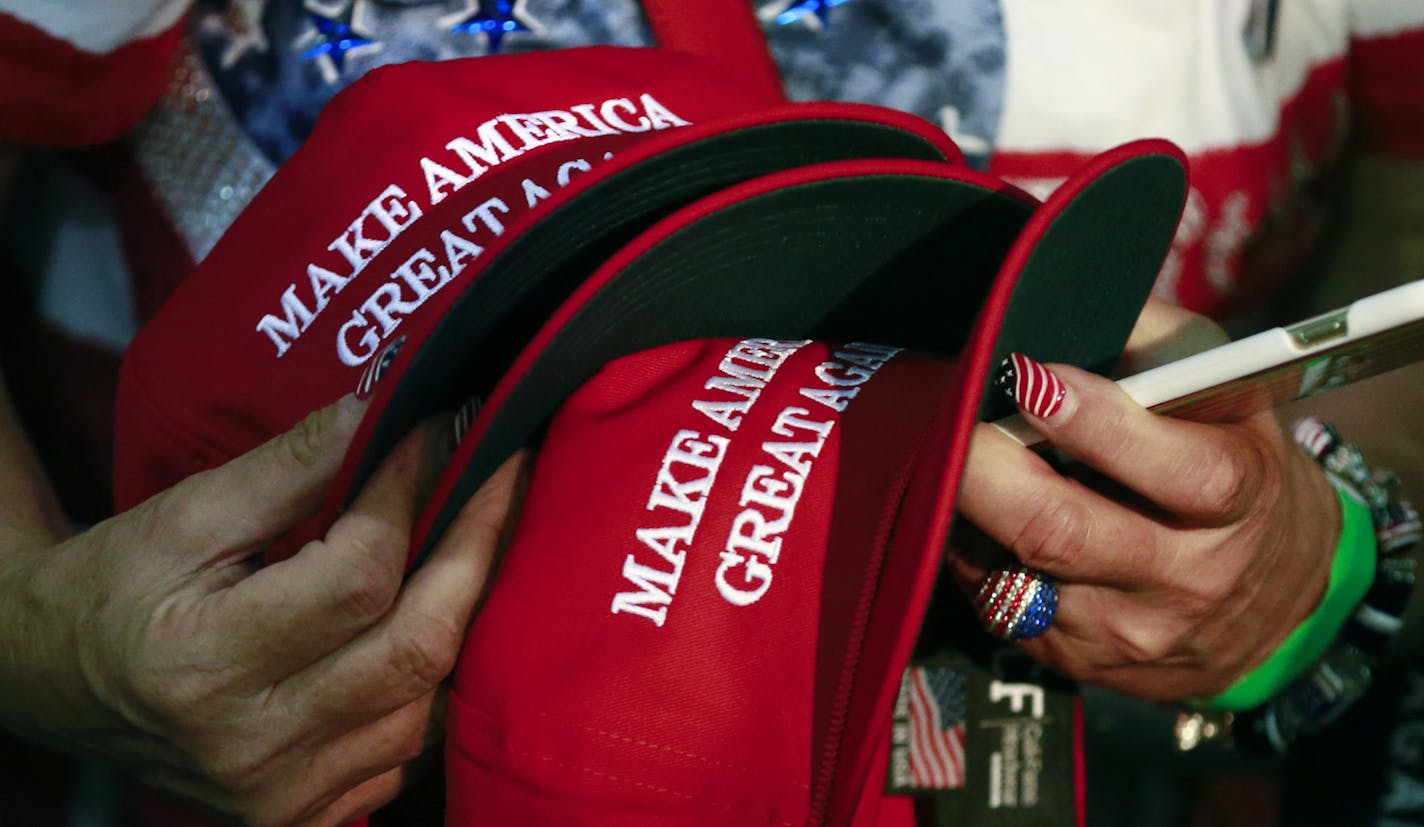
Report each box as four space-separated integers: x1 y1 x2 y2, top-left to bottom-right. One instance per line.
449 684 810 819
507 747 801 826
809 404 936 821
530 709 813 792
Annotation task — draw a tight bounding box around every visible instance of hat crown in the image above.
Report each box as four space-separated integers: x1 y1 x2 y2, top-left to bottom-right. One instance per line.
447 338 958 823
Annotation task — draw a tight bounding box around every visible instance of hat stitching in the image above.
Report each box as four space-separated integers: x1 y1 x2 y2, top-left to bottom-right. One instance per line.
525 709 813 791
509 747 801 826
808 399 935 822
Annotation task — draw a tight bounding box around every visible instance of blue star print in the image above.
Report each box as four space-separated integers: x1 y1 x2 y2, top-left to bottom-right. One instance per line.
300 9 376 73
774 0 853 27
449 0 533 54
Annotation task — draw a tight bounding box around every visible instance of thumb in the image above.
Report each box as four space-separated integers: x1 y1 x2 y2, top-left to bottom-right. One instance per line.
158 394 370 563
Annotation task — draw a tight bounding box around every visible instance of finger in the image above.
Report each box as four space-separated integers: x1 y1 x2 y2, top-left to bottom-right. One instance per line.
156 394 370 565
276 450 529 724
1118 298 1228 376
948 528 1130 651
959 424 1165 584
943 521 1010 594
1024 632 1231 701
1001 355 1270 526
1014 577 1258 701
207 421 443 684
310 701 447 827
309 767 407 827
256 692 440 827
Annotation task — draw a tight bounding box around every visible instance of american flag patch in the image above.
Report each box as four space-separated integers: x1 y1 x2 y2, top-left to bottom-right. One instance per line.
891 665 967 790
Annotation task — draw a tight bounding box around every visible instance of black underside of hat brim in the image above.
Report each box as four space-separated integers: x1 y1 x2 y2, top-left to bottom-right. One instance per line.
415 172 1033 564
977 151 1189 419
355 118 949 495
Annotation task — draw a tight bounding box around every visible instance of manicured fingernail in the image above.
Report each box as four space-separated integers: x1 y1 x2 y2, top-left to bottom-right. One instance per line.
355 334 408 400
452 395 483 448
997 353 1068 419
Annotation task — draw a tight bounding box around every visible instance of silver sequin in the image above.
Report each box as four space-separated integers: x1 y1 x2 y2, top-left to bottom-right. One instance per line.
131 41 277 263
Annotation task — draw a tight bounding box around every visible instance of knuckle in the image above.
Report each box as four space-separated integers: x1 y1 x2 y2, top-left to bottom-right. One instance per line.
1194 556 1242 606
1086 408 1137 466
1191 439 1266 521
190 733 285 812
391 720 429 765
1010 498 1092 571
204 746 267 795
129 495 169 543
1175 582 1224 624
1110 624 1176 666
145 473 236 554
125 656 183 717
137 489 195 549
391 616 463 687
126 620 222 720
280 408 334 471
332 544 401 622
132 673 237 750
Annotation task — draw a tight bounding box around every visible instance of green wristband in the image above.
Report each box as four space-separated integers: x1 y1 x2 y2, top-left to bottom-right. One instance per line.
1198 479 1377 711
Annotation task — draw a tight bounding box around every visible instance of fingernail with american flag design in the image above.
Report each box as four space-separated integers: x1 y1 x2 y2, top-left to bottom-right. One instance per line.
997 353 1067 419
355 335 408 401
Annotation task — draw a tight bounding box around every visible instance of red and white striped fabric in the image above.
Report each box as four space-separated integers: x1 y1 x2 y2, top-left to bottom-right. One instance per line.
983 0 1424 317
0 0 189 145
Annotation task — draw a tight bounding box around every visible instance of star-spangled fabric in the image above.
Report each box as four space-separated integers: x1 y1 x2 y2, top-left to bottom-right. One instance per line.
193 0 655 164
906 665 968 789
190 0 1004 168
16 0 1421 319
157 0 1424 317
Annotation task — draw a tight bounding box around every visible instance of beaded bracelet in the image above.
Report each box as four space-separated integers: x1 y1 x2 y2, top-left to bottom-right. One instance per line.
1176 417 1422 755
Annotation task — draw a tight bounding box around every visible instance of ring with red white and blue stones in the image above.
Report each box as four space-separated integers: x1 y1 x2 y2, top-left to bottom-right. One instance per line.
974 564 1059 641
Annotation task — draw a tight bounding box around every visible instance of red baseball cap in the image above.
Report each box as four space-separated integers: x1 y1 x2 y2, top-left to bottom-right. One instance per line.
113 44 964 511
449 337 963 825
423 145 1187 825
112 44 1189 826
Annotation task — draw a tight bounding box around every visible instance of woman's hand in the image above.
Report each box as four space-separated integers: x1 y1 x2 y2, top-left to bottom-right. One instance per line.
0 395 527 826
952 302 1341 701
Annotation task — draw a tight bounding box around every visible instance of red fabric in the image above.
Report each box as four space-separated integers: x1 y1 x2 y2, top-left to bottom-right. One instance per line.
112 48 958 520
116 127 1182 824
642 0 786 103
105 29 1182 827
432 150 1129 823
113 46 786 510
447 339 956 825
994 58 1347 318
0 11 183 146
1349 28 1424 158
